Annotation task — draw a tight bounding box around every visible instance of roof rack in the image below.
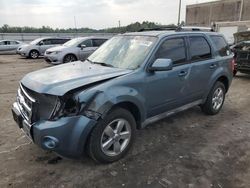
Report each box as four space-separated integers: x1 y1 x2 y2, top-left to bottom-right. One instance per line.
138 26 178 32
177 26 214 32
138 26 214 32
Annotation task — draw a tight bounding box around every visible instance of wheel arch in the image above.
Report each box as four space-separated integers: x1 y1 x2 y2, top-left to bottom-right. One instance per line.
216 75 229 93
110 101 142 129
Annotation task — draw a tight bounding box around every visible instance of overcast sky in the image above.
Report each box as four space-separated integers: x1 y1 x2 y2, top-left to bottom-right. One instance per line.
0 0 217 29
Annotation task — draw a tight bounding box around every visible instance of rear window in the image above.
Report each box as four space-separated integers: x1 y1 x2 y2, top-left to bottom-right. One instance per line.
189 36 212 61
211 36 230 57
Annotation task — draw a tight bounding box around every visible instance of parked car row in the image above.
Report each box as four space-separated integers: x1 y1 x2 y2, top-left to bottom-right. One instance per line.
12 36 109 64
12 29 234 163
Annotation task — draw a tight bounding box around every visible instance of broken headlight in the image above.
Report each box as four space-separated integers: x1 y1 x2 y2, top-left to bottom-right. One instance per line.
50 97 101 120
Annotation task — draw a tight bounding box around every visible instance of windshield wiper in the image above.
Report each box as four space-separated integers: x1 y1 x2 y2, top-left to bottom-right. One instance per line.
86 58 114 67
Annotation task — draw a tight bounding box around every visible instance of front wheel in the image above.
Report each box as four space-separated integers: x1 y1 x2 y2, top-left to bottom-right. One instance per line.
201 81 226 115
29 50 39 59
63 54 77 63
87 108 136 163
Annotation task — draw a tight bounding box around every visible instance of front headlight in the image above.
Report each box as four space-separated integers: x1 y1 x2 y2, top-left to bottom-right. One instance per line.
53 51 61 54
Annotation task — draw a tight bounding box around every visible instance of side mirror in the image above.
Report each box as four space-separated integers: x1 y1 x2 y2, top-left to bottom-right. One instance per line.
80 44 86 50
38 41 44 46
148 58 173 72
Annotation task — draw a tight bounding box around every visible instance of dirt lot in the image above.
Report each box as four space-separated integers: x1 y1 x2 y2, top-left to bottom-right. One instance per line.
0 54 250 188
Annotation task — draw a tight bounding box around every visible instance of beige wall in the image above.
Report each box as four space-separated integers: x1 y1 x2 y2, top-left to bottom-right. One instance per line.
186 0 250 26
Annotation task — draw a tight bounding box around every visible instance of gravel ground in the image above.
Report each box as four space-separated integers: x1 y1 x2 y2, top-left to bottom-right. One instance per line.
0 54 250 188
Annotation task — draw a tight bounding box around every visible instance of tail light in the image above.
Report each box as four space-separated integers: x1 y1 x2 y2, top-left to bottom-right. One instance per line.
230 58 236 72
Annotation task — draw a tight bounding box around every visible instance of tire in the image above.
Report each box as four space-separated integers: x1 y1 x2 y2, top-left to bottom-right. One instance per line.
87 107 136 163
201 81 226 115
29 50 39 59
63 54 77 63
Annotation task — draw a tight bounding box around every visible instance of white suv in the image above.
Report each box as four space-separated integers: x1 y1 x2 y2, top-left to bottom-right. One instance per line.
44 36 109 64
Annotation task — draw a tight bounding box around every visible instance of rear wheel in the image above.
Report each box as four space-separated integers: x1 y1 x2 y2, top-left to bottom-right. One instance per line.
63 54 77 63
201 81 226 115
29 50 39 59
87 108 136 163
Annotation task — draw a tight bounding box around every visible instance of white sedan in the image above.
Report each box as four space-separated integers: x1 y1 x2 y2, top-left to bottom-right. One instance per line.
0 40 24 51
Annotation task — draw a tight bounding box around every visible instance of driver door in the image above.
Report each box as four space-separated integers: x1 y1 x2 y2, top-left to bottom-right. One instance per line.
38 39 54 55
78 39 96 60
145 37 191 117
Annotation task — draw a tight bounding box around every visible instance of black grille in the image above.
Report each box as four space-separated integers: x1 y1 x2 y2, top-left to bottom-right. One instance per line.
21 85 58 122
17 85 35 123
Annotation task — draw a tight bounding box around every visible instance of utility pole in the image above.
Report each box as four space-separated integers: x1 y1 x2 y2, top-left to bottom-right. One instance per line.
177 0 182 26
74 16 77 36
118 20 121 28
239 0 244 21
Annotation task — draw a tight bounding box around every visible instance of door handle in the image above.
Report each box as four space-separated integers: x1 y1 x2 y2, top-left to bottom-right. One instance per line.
178 71 188 77
210 64 217 69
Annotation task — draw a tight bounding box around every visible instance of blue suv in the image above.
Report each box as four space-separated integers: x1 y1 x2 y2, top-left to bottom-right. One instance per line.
12 30 234 163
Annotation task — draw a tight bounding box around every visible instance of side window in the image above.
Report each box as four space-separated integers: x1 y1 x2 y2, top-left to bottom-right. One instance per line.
155 38 187 65
92 39 107 47
0 41 4 45
10 41 18 45
42 39 52 45
80 39 92 47
3 41 10 45
189 36 212 61
51 39 69 45
61 39 70 44
210 36 230 57
51 39 60 44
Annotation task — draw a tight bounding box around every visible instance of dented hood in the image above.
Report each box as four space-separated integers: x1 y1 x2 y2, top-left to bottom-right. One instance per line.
21 61 132 96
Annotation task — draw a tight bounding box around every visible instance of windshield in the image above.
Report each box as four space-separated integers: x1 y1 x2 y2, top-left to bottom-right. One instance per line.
63 38 83 47
88 35 156 70
30 38 42 45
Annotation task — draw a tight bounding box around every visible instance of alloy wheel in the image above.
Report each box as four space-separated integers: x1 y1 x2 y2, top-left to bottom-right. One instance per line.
100 118 131 157
212 87 224 110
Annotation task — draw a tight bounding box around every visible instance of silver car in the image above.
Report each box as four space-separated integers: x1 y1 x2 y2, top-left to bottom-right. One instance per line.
16 37 70 59
0 40 24 51
44 37 109 64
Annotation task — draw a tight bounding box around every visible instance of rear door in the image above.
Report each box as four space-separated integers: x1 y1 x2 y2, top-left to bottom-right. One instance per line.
9 41 19 51
186 35 216 101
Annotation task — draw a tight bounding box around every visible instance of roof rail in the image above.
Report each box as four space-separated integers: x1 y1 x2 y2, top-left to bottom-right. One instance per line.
138 26 214 32
176 26 214 32
138 26 178 32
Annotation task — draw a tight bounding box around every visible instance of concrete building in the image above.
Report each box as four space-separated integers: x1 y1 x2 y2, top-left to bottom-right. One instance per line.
186 0 250 43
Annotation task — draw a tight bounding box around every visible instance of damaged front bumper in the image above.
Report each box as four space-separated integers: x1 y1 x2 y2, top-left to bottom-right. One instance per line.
12 102 97 158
